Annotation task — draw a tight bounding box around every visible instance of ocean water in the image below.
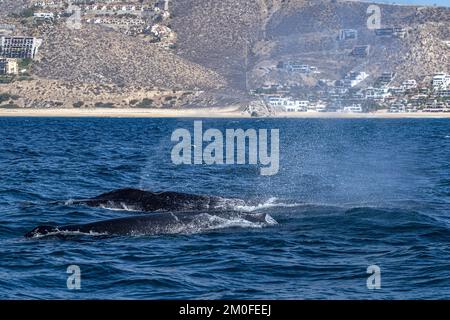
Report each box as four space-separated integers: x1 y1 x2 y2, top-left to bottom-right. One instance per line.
0 117 449 299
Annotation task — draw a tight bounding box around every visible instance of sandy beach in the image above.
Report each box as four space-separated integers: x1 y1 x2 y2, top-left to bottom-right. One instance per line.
1 108 450 118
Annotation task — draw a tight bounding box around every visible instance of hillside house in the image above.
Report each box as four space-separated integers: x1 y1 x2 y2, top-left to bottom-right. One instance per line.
402 79 417 90
343 104 363 113
432 73 450 90
375 72 396 88
365 87 391 101
423 100 449 112
266 96 308 112
308 102 327 112
32 0 66 8
285 62 317 74
0 58 18 75
437 89 450 97
375 27 407 38
389 87 405 95
339 29 358 41
33 12 55 20
82 3 146 16
351 45 370 58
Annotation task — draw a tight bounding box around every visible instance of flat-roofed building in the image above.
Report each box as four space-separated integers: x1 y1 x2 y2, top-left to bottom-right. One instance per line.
0 36 43 59
432 73 450 90
375 28 394 37
33 12 55 20
339 29 358 41
0 58 18 75
402 79 417 90
351 45 370 58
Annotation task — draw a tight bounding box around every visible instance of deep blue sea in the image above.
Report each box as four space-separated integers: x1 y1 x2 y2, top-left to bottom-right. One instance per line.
0 118 449 299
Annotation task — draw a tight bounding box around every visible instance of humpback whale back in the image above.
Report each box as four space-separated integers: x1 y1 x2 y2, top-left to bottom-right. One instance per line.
76 188 243 212
25 212 277 238
84 188 216 211
26 189 275 239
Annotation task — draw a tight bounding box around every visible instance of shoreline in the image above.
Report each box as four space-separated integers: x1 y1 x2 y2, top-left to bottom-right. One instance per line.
1 108 450 119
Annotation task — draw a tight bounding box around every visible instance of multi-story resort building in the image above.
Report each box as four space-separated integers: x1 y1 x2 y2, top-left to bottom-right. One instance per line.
0 36 43 59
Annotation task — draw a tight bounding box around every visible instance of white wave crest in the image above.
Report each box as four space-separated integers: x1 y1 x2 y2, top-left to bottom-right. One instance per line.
99 202 142 212
233 197 302 212
176 213 278 234
30 228 109 238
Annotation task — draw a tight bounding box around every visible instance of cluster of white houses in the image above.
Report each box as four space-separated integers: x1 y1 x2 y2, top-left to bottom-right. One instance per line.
32 0 170 17
31 0 174 42
261 71 450 113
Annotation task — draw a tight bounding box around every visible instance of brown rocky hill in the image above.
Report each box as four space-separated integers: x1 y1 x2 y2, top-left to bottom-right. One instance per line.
255 1 450 86
170 0 449 90
171 0 268 90
0 0 29 17
32 24 226 90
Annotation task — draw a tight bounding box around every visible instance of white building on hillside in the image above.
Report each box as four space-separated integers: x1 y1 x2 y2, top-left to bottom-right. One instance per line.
339 29 358 41
266 96 308 112
365 87 391 101
33 12 55 20
402 79 417 90
0 58 18 75
432 73 450 90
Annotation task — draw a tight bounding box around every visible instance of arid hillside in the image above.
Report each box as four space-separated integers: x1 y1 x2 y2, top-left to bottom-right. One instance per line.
33 25 226 90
